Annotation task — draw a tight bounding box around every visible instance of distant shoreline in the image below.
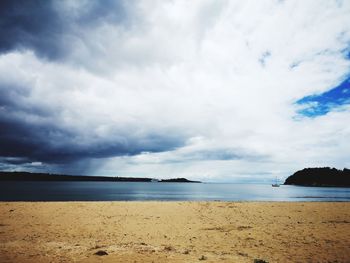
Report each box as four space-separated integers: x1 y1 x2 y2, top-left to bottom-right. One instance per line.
0 171 201 183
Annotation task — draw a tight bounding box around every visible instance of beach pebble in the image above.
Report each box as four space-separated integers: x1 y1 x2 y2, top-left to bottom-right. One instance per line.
94 250 108 256
254 259 268 263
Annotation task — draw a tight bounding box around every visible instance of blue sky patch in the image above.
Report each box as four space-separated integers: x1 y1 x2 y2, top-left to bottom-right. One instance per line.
258 51 271 67
296 76 350 117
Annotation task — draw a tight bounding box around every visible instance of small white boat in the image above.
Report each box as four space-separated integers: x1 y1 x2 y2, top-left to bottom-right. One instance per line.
272 177 280 187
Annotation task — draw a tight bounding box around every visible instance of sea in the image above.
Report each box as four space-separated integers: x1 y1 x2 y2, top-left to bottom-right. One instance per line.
0 181 349 201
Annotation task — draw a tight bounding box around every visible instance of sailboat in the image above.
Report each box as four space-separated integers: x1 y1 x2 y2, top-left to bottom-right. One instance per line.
272 177 280 187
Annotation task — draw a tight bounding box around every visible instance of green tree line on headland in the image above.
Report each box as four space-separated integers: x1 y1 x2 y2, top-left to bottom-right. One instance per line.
284 167 350 187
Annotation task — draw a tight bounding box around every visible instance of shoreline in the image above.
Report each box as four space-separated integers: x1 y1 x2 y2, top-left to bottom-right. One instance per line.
1 201 349 262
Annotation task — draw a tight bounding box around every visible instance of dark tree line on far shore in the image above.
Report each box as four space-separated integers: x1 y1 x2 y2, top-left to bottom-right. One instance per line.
0 171 200 183
284 167 350 187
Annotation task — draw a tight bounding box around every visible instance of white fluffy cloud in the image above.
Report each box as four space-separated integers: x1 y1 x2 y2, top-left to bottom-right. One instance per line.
1 0 350 181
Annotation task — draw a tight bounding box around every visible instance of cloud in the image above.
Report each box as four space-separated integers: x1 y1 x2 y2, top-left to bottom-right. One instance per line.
258 51 272 67
0 0 63 59
0 0 128 60
0 52 186 165
0 1 350 180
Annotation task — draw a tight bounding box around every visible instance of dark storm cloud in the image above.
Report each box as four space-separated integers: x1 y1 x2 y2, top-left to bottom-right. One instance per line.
0 0 65 59
0 0 182 167
0 0 128 60
0 111 184 164
0 82 184 165
0 114 73 163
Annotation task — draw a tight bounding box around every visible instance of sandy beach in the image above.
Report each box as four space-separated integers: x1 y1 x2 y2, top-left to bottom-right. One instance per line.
0 202 349 262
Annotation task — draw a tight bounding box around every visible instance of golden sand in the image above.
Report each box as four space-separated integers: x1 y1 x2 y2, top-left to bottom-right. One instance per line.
0 202 349 262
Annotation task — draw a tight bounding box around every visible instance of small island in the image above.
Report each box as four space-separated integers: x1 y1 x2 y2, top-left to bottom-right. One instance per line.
159 178 201 183
0 171 201 183
284 167 350 187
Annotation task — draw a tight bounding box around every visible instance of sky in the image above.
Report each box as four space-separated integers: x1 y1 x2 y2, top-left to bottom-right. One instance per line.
0 0 350 182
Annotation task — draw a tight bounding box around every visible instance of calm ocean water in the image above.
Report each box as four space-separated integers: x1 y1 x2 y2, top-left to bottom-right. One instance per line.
0 181 349 201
